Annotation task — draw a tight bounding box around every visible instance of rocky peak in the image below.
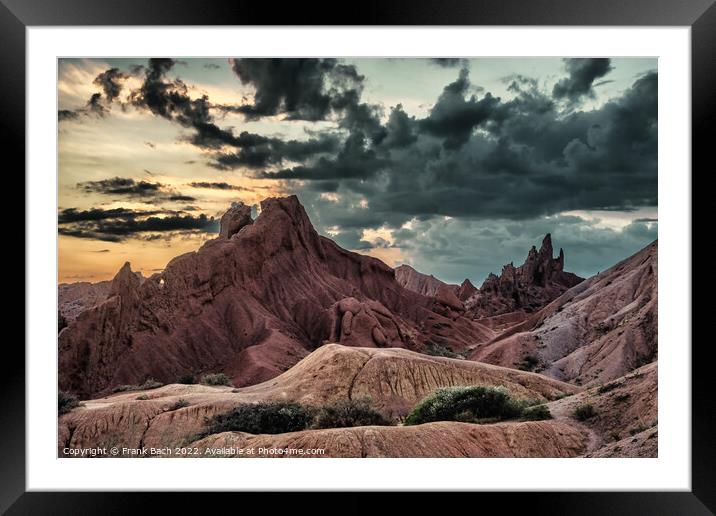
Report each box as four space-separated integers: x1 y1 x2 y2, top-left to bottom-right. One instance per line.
540 233 553 258
457 278 478 301
394 264 453 298
109 262 141 297
472 234 584 318
219 202 253 239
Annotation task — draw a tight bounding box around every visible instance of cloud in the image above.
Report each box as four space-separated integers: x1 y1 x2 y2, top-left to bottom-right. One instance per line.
227 58 365 121
76 176 199 204
208 132 340 170
78 177 164 197
429 58 468 68
58 207 167 223
418 69 502 149
93 67 128 102
386 214 657 284
58 109 80 121
552 58 614 104
188 182 249 191
58 207 218 242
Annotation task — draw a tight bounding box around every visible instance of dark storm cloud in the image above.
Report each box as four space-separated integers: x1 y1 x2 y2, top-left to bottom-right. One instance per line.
167 194 197 202
228 58 365 121
188 181 249 191
60 68 127 122
77 176 200 204
124 58 252 151
58 207 218 242
209 132 340 170
58 207 166 223
78 177 164 197
381 105 418 149
552 58 614 103
86 93 107 117
69 59 340 170
263 131 388 181
93 67 128 102
429 58 468 68
289 68 657 236
418 69 502 149
66 58 656 236
58 109 80 121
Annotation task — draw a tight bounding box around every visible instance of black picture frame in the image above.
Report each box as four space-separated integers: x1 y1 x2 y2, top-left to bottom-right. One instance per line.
3 0 713 513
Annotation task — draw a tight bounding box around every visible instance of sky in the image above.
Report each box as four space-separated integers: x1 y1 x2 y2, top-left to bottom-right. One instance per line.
58 57 658 285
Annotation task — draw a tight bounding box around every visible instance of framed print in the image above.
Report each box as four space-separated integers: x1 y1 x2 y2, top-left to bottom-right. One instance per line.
3 0 714 512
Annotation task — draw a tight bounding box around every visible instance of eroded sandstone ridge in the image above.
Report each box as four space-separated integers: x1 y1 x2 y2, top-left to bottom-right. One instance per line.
471 241 657 386
395 234 584 331
59 196 495 398
467 234 583 318
58 344 655 458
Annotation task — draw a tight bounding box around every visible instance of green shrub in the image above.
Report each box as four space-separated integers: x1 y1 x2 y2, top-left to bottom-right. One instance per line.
518 354 540 371
200 373 232 386
178 374 196 385
58 391 79 415
112 377 163 393
597 382 620 394
169 399 189 410
136 394 149 400
312 397 391 429
522 404 552 421
202 401 316 436
424 343 464 359
573 404 597 421
404 386 525 426
614 393 631 403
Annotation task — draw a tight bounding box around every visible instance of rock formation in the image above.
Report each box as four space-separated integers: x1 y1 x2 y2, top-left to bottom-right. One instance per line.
465 234 583 319
218 202 253 239
58 344 580 455
471 240 658 386
394 264 456 297
395 235 583 331
58 279 112 325
58 196 495 398
57 344 655 458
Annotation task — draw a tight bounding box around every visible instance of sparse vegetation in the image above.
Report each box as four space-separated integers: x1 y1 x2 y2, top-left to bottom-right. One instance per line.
614 393 631 403
111 377 163 393
594 321 612 335
404 386 525 426
312 397 391 429
136 394 149 400
201 401 316 436
521 404 552 421
169 399 189 411
424 343 464 360
597 382 620 394
573 404 597 421
518 354 539 372
200 373 232 386
199 397 393 438
178 374 196 385
58 391 79 415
